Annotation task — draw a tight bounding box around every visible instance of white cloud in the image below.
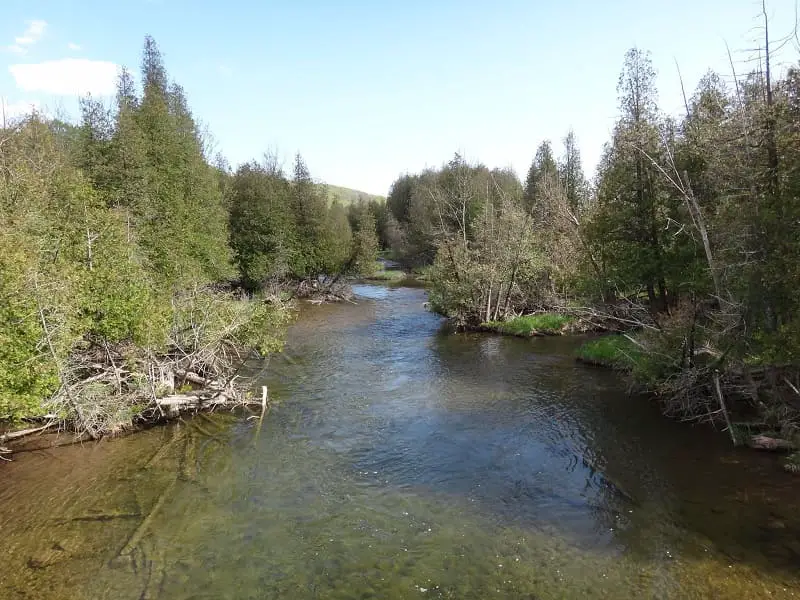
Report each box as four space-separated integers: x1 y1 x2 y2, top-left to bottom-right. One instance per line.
15 20 47 45
9 59 118 96
67 42 81 51
6 20 47 55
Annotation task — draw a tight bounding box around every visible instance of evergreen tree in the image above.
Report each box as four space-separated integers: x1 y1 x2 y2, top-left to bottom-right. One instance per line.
523 140 558 217
228 161 295 288
558 129 588 214
290 153 330 277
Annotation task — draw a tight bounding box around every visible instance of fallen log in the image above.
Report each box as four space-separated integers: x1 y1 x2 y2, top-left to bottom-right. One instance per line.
156 394 231 409
0 423 55 443
747 435 796 451
174 369 223 389
117 476 177 558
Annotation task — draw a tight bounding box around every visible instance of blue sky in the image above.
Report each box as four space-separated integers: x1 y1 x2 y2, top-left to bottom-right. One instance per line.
1 1 798 195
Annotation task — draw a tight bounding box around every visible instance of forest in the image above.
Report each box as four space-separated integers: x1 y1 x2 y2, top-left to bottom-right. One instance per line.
2 28 799 465
381 47 800 456
0 37 380 440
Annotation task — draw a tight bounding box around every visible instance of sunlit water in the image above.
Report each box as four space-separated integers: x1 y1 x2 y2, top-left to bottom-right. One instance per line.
2 284 799 599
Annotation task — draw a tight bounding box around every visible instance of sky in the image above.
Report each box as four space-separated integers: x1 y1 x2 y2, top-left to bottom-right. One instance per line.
1 0 798 196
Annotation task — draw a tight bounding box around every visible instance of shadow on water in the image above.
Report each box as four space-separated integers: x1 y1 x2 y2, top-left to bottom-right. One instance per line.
1 283 800 599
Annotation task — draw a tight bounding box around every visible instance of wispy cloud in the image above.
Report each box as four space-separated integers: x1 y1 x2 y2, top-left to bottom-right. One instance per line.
9 59 118 96
67 42 81 51
6 20 48 55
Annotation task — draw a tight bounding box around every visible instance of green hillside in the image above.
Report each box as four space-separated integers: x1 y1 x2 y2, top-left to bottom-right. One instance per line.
321 184 385 206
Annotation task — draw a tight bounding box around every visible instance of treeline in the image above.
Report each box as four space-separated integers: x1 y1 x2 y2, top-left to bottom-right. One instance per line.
386 46 800 429
0 37 379 429
227 156 383 291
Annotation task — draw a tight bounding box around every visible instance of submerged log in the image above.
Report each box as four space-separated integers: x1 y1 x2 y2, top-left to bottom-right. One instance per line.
0 423 55 443
117 477 178 558
747 435 795 451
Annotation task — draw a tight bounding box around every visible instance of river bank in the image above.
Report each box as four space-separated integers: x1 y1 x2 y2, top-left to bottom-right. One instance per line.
467 310 800 473
2 283 800 599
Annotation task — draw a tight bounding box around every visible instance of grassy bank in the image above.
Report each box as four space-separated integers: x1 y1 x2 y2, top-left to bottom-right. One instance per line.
481 314 573 337
363 262 406 281
575 335 640 370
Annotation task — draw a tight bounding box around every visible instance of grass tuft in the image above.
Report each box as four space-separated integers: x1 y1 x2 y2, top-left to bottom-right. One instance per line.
482 314 573 336
575 335 640 370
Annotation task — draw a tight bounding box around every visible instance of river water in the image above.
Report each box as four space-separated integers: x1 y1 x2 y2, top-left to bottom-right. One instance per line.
1 284 799 599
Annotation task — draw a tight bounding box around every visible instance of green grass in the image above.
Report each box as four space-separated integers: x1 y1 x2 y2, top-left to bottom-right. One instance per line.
482 314 573 336
575 335 640 370
364 262 406 281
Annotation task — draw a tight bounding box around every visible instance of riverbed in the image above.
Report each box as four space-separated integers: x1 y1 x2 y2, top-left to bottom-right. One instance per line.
1 284 798 599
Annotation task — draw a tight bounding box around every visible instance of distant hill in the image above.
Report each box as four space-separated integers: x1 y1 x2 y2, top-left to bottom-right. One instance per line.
321 184 385 206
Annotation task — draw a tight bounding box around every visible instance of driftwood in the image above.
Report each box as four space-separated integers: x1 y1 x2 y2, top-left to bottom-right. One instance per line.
747 435 796 451
714 373 738 446
0 422 55 443
174 369 223 390
157 394 232 409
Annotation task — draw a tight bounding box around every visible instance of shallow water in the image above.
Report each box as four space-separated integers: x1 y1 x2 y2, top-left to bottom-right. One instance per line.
1 284 799 599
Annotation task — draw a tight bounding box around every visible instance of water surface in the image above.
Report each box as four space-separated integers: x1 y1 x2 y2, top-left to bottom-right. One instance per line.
1 284 799 599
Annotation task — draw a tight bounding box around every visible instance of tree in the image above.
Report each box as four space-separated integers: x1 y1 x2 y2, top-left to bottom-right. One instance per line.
349 203 379 274
290 154 332 278
587 48 674 310
523 140 558 216
228 161 295 289
558 129 589 214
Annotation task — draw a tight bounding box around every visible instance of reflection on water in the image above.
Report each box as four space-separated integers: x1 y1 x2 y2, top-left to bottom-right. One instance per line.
1 284 799 599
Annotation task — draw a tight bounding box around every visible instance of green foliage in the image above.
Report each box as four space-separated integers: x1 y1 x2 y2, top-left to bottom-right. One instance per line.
483 314 573 336
0 239 59 419
322 200 354 274
289 154 339 278
0 38 286 424
228 161 296 288
348 203 380 275
365 262 406 281
227 155 384 286
78 38 234 288
575 335 640 370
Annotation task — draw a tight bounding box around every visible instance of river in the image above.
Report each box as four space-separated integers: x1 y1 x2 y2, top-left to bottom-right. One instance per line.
1 284 799 599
